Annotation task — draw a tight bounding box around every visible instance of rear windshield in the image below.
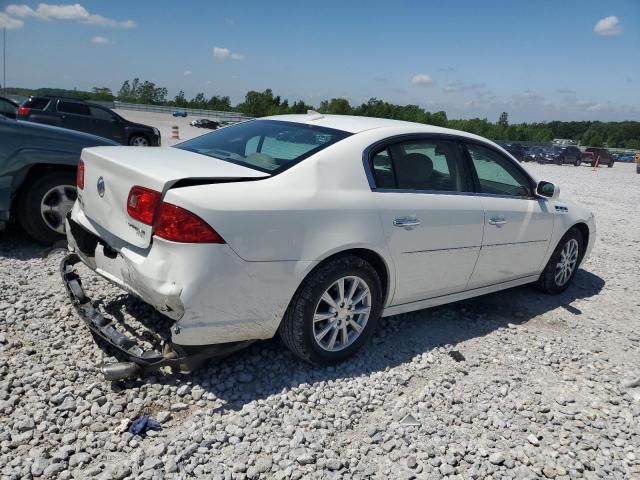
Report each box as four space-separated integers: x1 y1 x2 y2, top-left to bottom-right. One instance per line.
176 119 351 173
24 97 50 110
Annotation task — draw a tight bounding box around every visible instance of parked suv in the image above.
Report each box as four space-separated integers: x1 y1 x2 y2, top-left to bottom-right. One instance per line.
17 96 160 146
541 146 583 166
581 147 614 168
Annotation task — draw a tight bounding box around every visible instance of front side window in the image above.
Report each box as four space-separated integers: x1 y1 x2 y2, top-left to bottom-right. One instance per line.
466 143 531 197
58 101 91 116
177 120 350 173
371 139 470 192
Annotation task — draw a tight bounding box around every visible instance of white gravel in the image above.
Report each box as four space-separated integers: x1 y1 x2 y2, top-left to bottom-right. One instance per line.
1 162 639 479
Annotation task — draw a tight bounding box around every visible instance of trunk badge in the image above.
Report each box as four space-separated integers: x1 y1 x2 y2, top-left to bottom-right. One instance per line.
97 177 105 197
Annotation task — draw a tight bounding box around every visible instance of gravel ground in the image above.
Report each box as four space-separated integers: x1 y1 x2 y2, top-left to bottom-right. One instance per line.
1 162 639 480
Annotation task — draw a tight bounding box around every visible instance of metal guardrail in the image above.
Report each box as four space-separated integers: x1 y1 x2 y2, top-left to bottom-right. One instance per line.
113 101 253 123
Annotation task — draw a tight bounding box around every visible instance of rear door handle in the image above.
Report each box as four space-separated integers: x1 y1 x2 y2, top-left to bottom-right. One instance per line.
488 217 507 226
393 217 421 228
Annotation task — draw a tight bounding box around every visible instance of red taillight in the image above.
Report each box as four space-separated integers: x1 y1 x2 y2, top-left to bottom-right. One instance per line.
127 186 161 225
17 106 31 116
155 202 224 243
76 160 85 190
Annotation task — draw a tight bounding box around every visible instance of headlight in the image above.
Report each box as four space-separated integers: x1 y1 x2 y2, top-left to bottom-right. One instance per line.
152 127 160 136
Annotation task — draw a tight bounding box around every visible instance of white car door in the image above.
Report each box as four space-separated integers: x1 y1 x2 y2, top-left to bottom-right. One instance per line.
464 142 554 288
368 137 485 305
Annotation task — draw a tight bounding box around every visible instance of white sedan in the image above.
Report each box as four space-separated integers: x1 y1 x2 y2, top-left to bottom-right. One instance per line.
62 113 595 380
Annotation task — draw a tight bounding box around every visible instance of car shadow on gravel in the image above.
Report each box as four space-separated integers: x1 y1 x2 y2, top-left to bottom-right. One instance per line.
110 269 604 410
0 224 65 261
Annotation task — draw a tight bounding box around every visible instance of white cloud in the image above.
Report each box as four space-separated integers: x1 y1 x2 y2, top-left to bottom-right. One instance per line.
4 3 136 28
0 12 24 28
442 81 485 93
91 35 109 44
594 15 622 36
213 47 230 59
213 46 244 61
183 70 192 76
411 74 434 86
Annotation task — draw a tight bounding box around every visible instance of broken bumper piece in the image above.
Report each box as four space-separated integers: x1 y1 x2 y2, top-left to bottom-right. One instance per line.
61 253 252 380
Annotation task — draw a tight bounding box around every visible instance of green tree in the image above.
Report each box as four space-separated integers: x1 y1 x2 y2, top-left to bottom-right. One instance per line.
173 90 187 107
498 111 509 128
318 98 352 115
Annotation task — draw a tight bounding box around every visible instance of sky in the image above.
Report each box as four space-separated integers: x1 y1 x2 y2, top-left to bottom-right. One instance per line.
1 0 639 122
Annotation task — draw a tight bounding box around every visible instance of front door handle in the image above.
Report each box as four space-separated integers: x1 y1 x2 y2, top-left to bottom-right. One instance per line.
488 216 507 226
393 217 421 228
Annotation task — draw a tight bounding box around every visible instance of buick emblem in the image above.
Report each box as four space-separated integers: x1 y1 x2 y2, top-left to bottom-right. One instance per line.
97 176 105 197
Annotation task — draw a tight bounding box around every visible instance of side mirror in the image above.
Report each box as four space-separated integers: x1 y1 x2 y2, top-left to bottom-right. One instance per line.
536 181 560 199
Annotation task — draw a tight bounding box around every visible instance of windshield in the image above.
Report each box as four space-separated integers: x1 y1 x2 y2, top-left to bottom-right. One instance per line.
176 119 351 173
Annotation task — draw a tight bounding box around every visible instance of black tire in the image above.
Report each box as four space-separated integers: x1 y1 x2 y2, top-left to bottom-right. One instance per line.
279 254 383 365
607 161 613 168
575 159 581 166
17 171 76 245
536 227 584 294
129 135 150 146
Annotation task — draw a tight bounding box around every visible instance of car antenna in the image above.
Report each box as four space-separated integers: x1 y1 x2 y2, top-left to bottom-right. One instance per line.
306 110 324 120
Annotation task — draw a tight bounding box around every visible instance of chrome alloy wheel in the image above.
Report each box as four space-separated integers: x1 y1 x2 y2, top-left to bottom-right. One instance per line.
555 238 579 287
40 185 77 234
313 276 372 352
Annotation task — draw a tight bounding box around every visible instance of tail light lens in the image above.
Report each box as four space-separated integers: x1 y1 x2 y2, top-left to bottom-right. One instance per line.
127 186 161 225
17 106 31 116
76 160 85 190
126 186 224 243
155 203 224 243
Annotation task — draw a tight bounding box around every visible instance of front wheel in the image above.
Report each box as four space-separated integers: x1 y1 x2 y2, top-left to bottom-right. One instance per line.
536 228 584 294
279 255 383 364
575 159 581 166
129 135 150 147
607 161 614 168
17 171 77 244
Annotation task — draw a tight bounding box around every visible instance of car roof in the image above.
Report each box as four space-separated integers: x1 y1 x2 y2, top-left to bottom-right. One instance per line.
262 113 489 138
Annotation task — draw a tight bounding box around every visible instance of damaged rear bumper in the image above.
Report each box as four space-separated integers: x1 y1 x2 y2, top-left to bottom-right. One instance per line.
61 253 252 379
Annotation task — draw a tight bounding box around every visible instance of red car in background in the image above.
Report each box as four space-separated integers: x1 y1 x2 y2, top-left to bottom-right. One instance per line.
581 147 615 167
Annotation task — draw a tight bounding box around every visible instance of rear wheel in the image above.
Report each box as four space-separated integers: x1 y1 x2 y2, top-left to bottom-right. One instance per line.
279 255 383 364
17 171 76 244
607 161 614 168
536 228 584 294
575 159 581 166
129 135 150 147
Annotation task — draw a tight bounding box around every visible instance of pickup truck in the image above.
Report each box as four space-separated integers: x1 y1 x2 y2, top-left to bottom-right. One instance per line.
581 147 614 168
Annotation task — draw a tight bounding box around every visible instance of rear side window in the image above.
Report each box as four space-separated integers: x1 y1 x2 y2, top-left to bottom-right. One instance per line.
58 101 91 116
177 120 351 173
89 106 116 121
23 97 50 110
371 139 471 192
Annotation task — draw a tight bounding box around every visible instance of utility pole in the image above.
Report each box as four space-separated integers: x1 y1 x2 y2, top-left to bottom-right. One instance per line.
3 27 6 95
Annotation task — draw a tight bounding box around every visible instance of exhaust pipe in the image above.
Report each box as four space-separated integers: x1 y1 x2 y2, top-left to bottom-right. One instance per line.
101 362 142 381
